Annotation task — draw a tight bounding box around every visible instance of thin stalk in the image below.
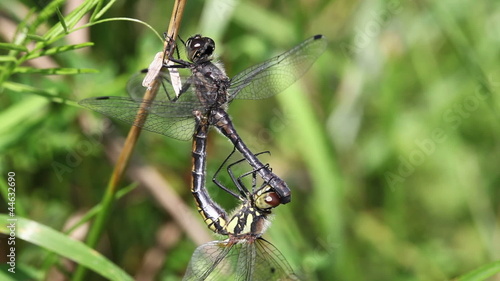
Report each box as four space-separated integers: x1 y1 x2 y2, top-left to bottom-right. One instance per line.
71 0 187 280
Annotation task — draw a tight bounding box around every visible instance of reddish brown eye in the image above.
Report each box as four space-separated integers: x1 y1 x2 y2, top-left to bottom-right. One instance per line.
255 192 281 210
264 192 281 207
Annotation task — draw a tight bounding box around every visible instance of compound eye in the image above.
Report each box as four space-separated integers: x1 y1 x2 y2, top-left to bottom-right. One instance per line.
185 35 215 62
255 192 281 210
204 38 215 56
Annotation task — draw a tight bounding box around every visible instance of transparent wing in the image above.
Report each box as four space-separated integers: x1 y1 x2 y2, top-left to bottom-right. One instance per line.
252 238 301 281
79 69 208 141
182 240 234 281
79 96 200 140
228 35 327 100
182 238 299 281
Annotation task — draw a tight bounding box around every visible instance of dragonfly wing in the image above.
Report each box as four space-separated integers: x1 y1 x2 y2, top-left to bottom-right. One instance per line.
228 35 327 100
183 240 235 281
78 96 199 141
182 238 300 281
251 238 301 281
127 67 195 102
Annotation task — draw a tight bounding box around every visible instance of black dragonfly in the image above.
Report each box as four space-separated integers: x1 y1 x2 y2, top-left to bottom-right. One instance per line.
79 34 327 204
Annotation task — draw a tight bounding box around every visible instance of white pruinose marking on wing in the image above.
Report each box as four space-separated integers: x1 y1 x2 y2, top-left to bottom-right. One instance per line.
142 52 164 89
142 52 182 97
165 59 183 97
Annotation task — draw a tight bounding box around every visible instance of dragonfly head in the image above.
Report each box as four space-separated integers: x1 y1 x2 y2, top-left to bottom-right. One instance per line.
186 34 215 63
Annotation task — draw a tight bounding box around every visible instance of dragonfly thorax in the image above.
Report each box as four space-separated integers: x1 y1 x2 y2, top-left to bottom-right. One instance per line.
224 201 273 237
191 61 230 107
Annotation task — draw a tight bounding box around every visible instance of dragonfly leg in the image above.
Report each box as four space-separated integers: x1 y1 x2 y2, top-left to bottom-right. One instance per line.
161 33 180 59
226 150 271 169
212 148 272 199
225 150 272 195
212 146 243 199
152 71 175 101
163 57 190 68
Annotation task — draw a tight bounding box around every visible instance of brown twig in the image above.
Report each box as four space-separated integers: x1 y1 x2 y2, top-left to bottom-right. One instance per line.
110 0 187 192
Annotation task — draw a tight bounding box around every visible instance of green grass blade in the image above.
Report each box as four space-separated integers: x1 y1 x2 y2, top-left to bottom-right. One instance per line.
32 0 66 30
456 260 500 281
55 7 69 33
78 17 163 41
0 43 28 52
64 183 138 235
25 34 47 42
25 42 94 60
39 0 100 45
277 83 343 237
2 82 77 106
0 264 41 280
0 95 48 136
92 0 118 21
0 214 134 281
0 56 17 62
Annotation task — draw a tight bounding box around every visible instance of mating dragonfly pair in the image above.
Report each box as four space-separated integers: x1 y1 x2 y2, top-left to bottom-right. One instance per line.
79 34 327 280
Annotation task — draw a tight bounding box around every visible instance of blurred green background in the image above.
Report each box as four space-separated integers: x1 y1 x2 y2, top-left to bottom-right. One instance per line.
1 0 499 280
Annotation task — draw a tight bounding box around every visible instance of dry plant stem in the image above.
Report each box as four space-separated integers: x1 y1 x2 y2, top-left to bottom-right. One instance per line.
72 1 188 280
110 0 186 198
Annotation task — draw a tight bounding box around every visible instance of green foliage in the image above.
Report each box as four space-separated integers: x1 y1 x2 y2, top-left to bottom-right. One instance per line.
0 214 134 281
1 0 499 280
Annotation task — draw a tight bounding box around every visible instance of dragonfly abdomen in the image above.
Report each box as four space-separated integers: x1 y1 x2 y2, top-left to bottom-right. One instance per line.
191 112 229 234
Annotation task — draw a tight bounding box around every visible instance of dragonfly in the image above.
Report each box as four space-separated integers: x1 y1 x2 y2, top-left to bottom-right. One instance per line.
183 113 300 280
79 34 327 204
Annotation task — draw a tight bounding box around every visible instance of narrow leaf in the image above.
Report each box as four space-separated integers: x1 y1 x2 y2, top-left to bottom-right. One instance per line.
26 34 47 42
0 43 28 52
90 0 104 22
457 260 500 281
2 81 78 106
32 0 66 30
25 42 94 60
42 0 100 42
55 7 69 33
0 56 17 62
83 17 163 41
14 67 99 75
64 183 138 234
0 96 47 135
92 0 118 21
0 215 134 281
